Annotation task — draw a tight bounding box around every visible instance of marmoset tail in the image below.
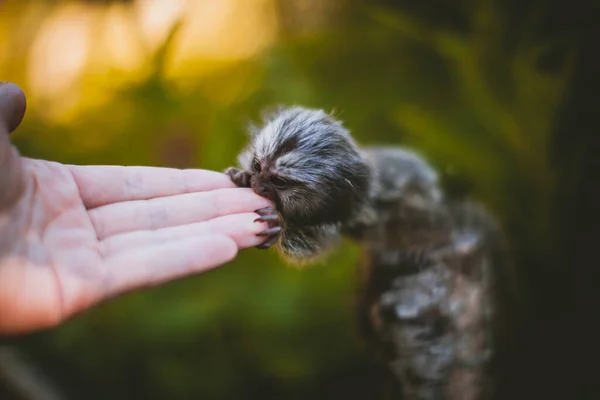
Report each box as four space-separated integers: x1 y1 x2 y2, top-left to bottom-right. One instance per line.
226 106 512 399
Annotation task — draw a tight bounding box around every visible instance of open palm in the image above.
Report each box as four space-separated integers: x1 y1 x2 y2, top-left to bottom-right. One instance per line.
0 83 270 334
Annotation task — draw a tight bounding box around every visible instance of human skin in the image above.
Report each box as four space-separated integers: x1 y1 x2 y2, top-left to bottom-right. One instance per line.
0 82 272 335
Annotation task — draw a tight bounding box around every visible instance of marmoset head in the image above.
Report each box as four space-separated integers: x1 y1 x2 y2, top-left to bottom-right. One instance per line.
237 106 371 226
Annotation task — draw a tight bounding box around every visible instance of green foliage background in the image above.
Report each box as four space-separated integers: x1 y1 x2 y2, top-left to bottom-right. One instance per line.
1 0 576 398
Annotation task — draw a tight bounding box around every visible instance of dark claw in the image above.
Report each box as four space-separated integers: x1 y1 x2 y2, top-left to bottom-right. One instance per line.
256 235 279 249
253 207 281 249
224 167 251 188
254 214 278 223
254 207 276 216
257 226 281 237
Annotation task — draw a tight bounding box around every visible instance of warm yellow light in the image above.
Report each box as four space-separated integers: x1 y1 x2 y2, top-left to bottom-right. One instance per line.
27 4 95 101
166 0 279 77
100 3 146 73
17 0 280 120
135 0 188 48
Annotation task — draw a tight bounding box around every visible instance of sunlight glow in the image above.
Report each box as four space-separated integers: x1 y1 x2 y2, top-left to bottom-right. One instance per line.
27 4 94 101
101 3 146 73
135 0 188 49
166 0 279 78
7 0 280 122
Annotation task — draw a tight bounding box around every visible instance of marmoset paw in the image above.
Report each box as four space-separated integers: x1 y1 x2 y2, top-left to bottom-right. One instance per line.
254 207 281 249
225 167 251 188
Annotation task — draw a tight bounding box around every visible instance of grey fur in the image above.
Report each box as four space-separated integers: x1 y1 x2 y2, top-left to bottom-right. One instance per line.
226 106 510 399
226 106 371 262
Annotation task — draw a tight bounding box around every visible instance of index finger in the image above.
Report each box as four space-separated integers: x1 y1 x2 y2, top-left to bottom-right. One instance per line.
69 165 237 209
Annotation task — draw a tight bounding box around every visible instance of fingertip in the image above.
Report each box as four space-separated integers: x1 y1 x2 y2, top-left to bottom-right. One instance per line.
212 187 274 217
0 82 26 133
251 191 275 208
241 215 271 249
190 234 239 272
238 187 275 209
211 234 238 264
203 213 270 249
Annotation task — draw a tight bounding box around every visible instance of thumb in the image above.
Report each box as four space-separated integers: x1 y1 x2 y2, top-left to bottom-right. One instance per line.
0 82 26 134
0 82 27 210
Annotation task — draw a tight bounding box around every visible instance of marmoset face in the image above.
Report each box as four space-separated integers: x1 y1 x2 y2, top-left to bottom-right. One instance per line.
237 107 370 226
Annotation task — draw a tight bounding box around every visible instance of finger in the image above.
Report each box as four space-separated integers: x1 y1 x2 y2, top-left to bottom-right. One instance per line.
89 187 272 240
69 165 239 209
0 84 26 209
100 212 271 257
0 135 25 209
0 82 27 134
103 235 237 297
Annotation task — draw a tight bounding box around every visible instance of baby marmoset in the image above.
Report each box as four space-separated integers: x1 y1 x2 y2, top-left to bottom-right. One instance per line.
225 106 372 263
226 106 509 399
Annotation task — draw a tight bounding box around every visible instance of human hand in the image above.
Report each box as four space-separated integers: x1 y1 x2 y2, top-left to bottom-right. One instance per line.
0 83 271 335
